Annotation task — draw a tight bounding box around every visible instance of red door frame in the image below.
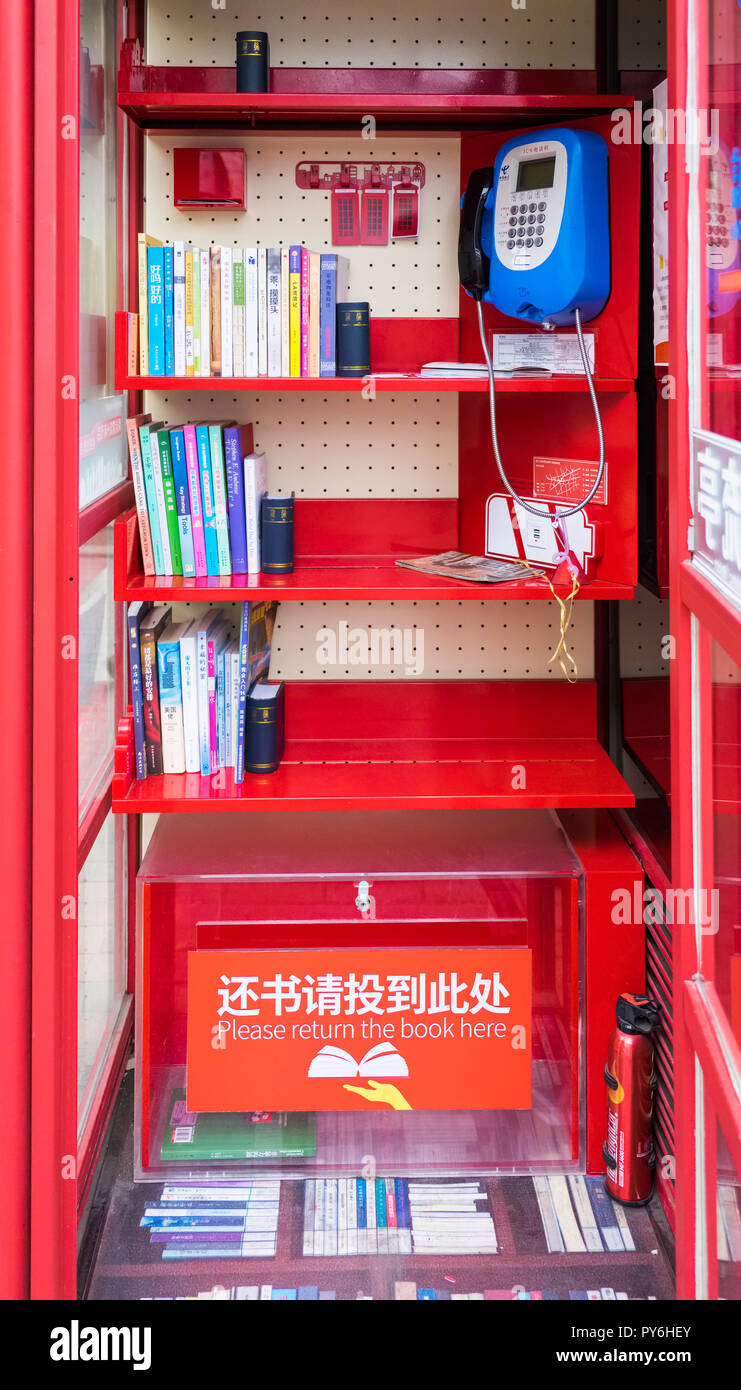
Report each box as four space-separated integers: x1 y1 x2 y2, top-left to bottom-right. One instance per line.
669 0 741 1301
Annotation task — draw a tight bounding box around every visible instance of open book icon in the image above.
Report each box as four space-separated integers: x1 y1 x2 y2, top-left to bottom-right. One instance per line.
307 1041 409 1079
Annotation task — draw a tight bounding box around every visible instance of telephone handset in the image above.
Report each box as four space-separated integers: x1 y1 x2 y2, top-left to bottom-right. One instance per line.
458 125 611 537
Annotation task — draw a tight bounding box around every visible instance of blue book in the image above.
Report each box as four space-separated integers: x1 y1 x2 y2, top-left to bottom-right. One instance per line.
234 601 252 785
395 1178 409 1236
147 245 165 376
216 643 227 768
318 1291 336 1300
138 421 165 573
585 1177 623 1252
417 1289 436 1300
222 424 251 573
272 1290 297 1301
156 622 188 775
568 1291 589 1300
375 1179 388 1243
127 601 152 780
169 428 196 578
195 423 220 576
298 1287 319 1301
163 244 174 375
356 1179 367 1236
319 253 349 377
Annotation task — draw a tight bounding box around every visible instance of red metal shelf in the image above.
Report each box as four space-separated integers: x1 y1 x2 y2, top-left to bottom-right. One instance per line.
120 373 634 395
112 680 635 814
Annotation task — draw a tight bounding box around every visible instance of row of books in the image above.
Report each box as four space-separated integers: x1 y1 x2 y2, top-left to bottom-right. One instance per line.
127 415 271 578
141 1183 280 1261
136 236 350 378
143 1286 650 1302
142 1287 339 1300
301 1179 497 1256
128 600 278 781
161 1090 316 1161
396 1287 634 1301
535 1175 636 1255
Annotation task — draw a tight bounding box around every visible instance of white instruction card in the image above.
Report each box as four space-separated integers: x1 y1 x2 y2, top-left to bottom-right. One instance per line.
491 332 596 375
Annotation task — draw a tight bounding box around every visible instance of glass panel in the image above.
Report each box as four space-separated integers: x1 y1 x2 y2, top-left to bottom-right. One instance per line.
702 2 741 441
710 640 741 1043
78 811 128 1133
79 522 118 820
716 1121 741 1299
79 0 126 509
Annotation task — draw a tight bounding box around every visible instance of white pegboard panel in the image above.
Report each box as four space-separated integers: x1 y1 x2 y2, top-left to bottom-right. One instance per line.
618 0 666 72
147 1 595 71
619 584 669 677
162 598 595 681
144 132 460 318
146 388 458 497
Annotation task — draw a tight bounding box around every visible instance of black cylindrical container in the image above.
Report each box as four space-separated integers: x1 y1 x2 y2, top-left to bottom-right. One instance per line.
261 494 294 574
337 302 371 377
236 31 270 93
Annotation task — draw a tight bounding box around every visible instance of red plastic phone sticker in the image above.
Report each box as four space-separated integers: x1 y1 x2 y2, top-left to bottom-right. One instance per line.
533 456 608 507
331 187 360 245
392 183 419 239
361 188 389 245
186 946 532 1113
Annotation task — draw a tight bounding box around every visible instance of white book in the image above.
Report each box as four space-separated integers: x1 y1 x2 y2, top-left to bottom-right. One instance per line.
148 426 173 575
194 610 225 777
232 248 244 376
243 451 267 573
244 248 258 374
568 1176 604 1254
222 639 236 767
173 242 186 376
259 1285 272 1301
324 1179 338 1257
600 1288 616 1300
280 247 290 376
199 249 211 376
235 1287 259 1300
230 648 240 768
220 246 233 377
347 1177 358 1256
314 1178 324 1258
303 1180 315 1257
548 1176 586 1254
158 621 189 774
365 1178 377 1254
257 247 268 375
612 1197 636 1253
338 1179 348 1257
534 1176 565 1253
179 621 201 773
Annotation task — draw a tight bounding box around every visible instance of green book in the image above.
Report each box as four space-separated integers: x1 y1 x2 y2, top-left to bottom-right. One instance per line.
160 1089 316 1161
208 423 233 576
156 428 183 576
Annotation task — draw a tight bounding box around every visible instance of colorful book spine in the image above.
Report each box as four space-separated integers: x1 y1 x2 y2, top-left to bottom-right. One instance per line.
232 250 245 377
148 425 173 576
157 623 187 774
147 245 165 376
220 246 233 377
126 313 138 374
230 647 240 767
208 424 232 576
395 1178 412 1254
222 424 250 573
244 249 258 375
356 1179 367 1254
138 421 165 575
266 248 282 377
199 249 211 376
280 247 290 377
319 252 349 376
207 625 228 772
222 643 233 767
125 415 155 575
139 606 171 775
192 246 201 376
156 428 183 576
163 244 174 376
195 424 220 577
210 247 221 376
300 247 311 376
234 601 252 784
366 1178 377 1253
138 233 162 374
173 242 186 376
127 601 151 779
308 251 321 377
347 1175 357 1256
375 1179 388 1254
179 623 200 773
257 247 268 376
182 425 208 578
243 452 267 574
184 249 195 376
303 1181 315 1257
169 428 196 578
585 1177 624 1252
289 246 301 377
196 612 224 777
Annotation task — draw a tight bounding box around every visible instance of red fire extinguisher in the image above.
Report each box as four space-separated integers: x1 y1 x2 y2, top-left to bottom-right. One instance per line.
603 992 661 1206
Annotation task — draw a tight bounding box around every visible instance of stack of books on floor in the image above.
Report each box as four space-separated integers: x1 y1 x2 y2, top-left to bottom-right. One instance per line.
534 1175 636 1254
128 599 277 781
408 1180 498 1255
126 416 272 578
140 1182 281 1260
131 238 350 378
302 1179 413 1255
160 1090 316 1162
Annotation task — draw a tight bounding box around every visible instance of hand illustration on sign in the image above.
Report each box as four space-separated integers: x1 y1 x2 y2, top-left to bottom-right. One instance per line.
343 1080 413 1111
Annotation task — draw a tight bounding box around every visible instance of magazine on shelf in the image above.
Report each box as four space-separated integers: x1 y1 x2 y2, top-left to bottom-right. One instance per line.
395 551 547 583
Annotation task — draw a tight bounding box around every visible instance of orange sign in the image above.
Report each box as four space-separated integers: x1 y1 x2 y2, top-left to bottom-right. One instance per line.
186 947 532 1113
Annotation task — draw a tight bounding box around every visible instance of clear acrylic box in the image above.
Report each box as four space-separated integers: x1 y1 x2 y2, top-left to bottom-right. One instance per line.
135 809 584 1180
